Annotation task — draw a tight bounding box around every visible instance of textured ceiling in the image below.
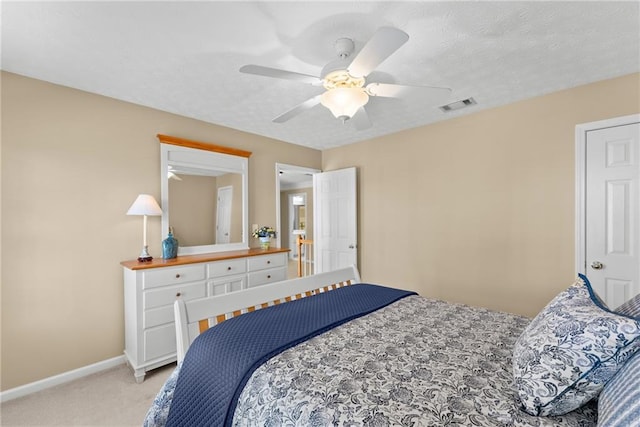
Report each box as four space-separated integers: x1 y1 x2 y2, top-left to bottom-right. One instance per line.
2 1 639 150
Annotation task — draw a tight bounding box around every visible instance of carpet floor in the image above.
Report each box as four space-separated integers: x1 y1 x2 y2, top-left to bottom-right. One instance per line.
1 362 175 426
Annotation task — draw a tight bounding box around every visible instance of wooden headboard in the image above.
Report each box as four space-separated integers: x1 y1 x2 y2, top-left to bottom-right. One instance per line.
174 265 361 362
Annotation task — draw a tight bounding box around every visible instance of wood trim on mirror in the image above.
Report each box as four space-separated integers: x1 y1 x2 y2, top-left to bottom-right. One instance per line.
157 134 252 158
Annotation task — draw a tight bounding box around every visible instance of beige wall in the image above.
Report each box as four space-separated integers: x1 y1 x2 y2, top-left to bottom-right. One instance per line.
2 70 639 391
323 72 640 318
0 71 321 390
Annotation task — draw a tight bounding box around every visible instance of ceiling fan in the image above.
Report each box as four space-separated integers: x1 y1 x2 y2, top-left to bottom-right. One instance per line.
239 27 452 130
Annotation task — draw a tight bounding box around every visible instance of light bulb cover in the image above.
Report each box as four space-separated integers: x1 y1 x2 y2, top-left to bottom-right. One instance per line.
320 88 369 120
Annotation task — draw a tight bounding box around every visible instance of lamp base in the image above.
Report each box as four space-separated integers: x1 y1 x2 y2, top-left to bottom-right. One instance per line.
137 245 153 263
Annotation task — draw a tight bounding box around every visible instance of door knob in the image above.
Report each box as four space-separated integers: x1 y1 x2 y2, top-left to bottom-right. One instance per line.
591 261 604 270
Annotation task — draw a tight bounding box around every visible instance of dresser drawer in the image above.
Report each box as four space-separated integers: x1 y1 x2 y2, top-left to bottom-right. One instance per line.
144 324 176 362
208 258 247 278
143 283 206 328
247 253 286 271
210 275 246 296
247 267 287 288
142 264 205 289
143 282 206 310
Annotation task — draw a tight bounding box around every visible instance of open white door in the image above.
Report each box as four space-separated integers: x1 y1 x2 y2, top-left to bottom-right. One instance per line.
577 115 640 308
313 167 357 273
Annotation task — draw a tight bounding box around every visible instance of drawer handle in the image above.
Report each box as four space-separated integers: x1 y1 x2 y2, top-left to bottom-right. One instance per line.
267 275 271 279
176 292 182 297
227 266 232 271
175 274 181 279
267 260 271 264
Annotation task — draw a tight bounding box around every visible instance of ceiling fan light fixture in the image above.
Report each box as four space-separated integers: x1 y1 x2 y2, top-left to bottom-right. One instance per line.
240 26 434 129
320 88 369 121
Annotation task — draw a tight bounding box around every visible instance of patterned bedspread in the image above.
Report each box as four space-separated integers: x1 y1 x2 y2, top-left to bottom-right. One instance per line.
145 295 597 426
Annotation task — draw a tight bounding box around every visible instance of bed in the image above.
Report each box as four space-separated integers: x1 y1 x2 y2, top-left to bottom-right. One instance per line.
143 266 640 427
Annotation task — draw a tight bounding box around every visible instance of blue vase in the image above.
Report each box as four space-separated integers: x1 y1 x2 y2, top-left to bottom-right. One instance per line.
162 229 178 259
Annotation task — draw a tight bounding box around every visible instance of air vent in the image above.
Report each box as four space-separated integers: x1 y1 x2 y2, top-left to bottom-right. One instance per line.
439 97 477 113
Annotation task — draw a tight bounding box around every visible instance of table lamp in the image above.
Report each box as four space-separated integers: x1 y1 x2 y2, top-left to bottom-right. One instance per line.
127 194 162 262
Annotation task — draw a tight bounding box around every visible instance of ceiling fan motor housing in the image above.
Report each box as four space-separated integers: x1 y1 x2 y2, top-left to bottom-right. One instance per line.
321 58 352 80
319 38 371 120
335 37 355 58
320 37 357 79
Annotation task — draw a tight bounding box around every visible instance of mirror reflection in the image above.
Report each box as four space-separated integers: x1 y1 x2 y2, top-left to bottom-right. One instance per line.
291 194 306 233
168 166 243 247
159 134 250 255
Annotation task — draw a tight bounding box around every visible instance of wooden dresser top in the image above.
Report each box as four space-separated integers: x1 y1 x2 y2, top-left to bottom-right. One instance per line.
121 247 290 270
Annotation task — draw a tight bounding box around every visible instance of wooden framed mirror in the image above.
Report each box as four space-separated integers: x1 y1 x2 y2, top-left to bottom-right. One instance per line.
159 134 251 255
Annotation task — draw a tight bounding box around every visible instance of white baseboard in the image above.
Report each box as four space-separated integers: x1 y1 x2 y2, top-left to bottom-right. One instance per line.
1 355 126 403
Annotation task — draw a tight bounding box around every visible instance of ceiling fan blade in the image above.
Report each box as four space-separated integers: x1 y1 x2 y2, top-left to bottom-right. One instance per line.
240 65 323 85
347 27 409 78
366 83 452 103
350 107 372 131
273 95 322 123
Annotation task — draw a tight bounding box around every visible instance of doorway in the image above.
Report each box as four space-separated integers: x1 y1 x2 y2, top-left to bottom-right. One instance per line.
576 114 640 308
275 163 319 254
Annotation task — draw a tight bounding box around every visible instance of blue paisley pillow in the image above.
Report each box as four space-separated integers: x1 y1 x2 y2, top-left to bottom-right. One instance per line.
512 274 640 416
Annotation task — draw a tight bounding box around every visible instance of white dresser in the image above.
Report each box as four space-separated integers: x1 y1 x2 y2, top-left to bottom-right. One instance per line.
121 248 289 382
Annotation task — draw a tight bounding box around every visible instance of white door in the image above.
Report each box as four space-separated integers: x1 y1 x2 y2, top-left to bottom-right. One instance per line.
216 186 232 244
584 121 639 308
313 167 357 274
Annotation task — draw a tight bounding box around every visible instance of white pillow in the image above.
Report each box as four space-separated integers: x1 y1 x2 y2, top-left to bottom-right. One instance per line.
512 274 640 416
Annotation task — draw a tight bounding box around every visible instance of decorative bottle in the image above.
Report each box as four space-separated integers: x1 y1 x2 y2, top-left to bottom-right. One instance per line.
162 227 178 259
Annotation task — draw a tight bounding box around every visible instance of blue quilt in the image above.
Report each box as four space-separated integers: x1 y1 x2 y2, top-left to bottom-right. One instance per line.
165 283 416 427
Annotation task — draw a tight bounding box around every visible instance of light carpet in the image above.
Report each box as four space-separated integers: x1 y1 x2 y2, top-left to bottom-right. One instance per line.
1 363 174 426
